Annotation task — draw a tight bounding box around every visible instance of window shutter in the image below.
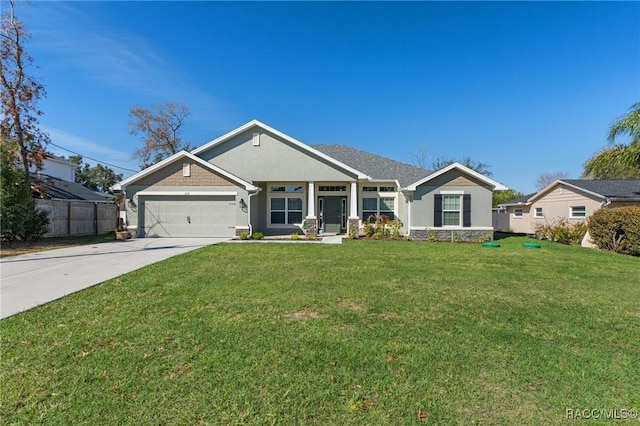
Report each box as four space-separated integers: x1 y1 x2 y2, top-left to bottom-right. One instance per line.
463 194 471 227
434 194 443 227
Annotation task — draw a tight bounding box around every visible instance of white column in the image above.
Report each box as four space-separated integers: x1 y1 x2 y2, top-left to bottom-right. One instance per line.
349 181 358 218
306 181 316 218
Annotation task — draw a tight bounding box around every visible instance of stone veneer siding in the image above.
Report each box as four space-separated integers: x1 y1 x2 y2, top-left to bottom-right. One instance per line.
136 161 236 187
410 229 494 242
348 218 360 237
304 218 318 236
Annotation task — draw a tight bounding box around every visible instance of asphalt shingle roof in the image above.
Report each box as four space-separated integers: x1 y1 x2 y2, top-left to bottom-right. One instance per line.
312 144 431 187
562 179 640 200
32 174 113 201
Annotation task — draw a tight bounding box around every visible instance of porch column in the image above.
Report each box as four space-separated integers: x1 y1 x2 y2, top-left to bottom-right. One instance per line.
307 181 316 218
349 182 358 218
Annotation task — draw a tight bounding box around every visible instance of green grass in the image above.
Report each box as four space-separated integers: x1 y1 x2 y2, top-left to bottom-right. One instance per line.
2 236 639 425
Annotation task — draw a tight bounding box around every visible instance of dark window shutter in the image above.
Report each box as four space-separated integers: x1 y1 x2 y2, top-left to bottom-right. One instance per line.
463 194 471 227
434 194 443 227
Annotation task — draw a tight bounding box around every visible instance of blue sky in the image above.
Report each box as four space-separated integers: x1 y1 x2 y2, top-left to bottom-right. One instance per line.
9 1 640 193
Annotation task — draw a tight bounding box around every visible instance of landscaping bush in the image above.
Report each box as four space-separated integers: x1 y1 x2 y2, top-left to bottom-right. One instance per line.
252 231 264 240
534 217 587 245
588 206 640 256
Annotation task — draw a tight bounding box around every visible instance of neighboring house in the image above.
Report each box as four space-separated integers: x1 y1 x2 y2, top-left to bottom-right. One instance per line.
31 174 112 202
497 179 640 234
30 156 77 182
113 120 507 240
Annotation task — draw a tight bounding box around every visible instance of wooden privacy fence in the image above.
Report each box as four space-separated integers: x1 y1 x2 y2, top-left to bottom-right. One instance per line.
35 199 118 238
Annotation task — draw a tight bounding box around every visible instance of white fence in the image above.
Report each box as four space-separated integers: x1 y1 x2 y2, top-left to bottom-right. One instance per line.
35 199 118 237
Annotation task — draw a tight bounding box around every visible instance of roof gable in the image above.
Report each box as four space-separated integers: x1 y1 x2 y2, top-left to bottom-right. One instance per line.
192 120 368 179
112 151 257 191
530 179 640 203
406 162 508 191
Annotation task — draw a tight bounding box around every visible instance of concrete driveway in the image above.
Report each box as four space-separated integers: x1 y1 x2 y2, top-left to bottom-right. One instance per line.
0 238 227 320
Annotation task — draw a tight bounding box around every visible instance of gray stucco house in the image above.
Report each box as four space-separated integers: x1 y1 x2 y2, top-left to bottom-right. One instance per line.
113 120 507 241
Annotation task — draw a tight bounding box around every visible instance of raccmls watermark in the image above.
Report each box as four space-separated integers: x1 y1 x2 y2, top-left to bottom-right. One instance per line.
566 408 638 420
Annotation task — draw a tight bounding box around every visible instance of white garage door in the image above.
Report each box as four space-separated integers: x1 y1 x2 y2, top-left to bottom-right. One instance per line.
142 195 236 237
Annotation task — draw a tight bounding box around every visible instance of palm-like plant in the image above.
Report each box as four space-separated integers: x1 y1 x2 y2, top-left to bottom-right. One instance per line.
584 102 640 179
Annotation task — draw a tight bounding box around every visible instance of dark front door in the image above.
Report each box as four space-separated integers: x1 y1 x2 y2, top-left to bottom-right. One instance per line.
321 196 346 234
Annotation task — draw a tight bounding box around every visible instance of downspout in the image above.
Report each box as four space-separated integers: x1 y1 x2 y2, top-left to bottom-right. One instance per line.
247 187 262 237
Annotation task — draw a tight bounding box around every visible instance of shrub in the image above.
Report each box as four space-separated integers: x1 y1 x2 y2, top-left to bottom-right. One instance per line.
0 144 50 242
534 217 587 245
252 231 264 240
362 221 374 237
238 232 249 240
389 220 404 240
588 206 640 256
346 228 357 239
290 233 300 240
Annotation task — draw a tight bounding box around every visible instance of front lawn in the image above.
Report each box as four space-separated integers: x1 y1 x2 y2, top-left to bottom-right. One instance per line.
1 237 639 424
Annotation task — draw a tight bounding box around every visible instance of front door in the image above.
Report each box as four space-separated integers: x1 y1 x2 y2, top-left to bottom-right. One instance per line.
320 196 346 234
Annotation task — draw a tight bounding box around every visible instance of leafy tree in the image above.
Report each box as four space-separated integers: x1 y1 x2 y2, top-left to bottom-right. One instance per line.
68 155 123 193
584 102 640 179
128 102 191 168
535 171 569 191
1 141 49 241
492 189 525 208
0 0 50 179
430 156 493 177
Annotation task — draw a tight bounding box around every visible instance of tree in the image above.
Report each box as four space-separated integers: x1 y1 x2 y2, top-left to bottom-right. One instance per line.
1 0 49 178
430 156 493 177
1 141 49 241
410 145 430 169
492 189 525 208
535 171 569 191
128 102 191 168
68 155 123 193
583 102 640 179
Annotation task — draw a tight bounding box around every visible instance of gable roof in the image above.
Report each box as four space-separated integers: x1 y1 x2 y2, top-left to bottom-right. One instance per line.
191 120 369 180
405 162 508 191
112 150 258 191
499 179 640 207
312 144 430 187
32 174 112 201
559 179 640 201
498 193 536 206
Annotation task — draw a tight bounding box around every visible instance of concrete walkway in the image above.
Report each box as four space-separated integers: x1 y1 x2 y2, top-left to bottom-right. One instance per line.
0 238 226 320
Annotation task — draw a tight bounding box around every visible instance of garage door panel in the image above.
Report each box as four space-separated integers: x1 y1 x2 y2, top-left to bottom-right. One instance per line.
142 195 236 238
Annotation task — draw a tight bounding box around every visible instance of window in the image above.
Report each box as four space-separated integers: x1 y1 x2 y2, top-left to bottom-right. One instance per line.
362 197 395 221
182 163 191 177
363 186 378 192
570 206 586 219
269 184 304 225
270 185 303 193
379 186 395 192
270 197 303 224
442 194 461 226
318 185 346 192
252 132 260 146
513 208 523 218
534 207 543 218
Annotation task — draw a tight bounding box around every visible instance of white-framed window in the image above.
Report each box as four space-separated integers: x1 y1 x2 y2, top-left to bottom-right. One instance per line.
362 197 395 221
268 184 304 226
442 194 462 226
534 207 543 218
318 185 346 192
182 163 191 177
513 208 523 218
570 206 586 219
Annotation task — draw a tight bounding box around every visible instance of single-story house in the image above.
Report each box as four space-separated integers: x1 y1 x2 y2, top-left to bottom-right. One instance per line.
496 179 640 234
113 120 507 240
